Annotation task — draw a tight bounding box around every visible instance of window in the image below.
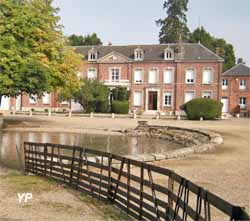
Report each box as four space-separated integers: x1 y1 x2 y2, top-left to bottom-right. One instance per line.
134 69 143 83
111 68 120 82
134 49 144 61
87 68 97 79
164 69 173 84
42 93 51 104
185 69 195 84
29 95 37 104
202 91 212 99
133 91 142 106
222 79 228 90
239 79 246 90
164 48 174 60
88 53 97 61
184 91 195 103
239 97 246 108
163 92 172 106
202 68 213 84
148 69 157 84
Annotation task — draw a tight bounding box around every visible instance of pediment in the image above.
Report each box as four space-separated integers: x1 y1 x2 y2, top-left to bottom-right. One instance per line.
97 51 131 63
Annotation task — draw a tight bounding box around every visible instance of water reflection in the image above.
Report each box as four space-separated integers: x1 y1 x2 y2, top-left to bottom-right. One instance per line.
0 131 182 170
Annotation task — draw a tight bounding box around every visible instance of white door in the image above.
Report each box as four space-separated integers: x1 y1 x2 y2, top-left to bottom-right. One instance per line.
0 96 10 110
221 98 229 113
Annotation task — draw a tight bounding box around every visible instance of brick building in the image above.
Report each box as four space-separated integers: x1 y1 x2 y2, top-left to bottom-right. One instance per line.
220 63 250 115
0 43 226 115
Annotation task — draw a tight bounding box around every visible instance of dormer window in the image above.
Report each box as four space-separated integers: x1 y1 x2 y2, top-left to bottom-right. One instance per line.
164 48 174 60
134 48 144 61
88 47 98 61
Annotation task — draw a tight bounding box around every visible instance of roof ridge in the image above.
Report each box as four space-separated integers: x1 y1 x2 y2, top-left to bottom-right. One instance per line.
198 43 224 61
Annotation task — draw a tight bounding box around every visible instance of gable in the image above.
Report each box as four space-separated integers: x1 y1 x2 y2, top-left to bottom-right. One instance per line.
97 51 131 63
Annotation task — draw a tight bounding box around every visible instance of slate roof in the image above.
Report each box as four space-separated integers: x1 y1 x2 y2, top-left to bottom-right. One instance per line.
223 63 250 76
73 43 223 62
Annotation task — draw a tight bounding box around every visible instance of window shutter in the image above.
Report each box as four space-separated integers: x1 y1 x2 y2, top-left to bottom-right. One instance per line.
164 69 173 84
203 69 212 84
184 92 194 103
134 92 142 106
149 70 157 84
42 93 51 104
134 70 142 83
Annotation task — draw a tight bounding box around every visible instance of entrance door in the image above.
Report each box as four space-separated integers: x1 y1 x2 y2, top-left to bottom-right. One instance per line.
221 97 229 113
148 92 158 110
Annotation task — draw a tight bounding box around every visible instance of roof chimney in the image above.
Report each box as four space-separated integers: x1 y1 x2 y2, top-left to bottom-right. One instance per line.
108 42 112 46
215 47 221 56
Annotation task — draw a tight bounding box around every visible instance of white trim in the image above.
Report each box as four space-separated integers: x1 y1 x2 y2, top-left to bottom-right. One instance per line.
109 67 121 82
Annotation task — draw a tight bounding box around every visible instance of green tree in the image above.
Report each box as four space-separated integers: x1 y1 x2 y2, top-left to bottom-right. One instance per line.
156 0 190 43
0 0 81 103
68 33 102 46
190 26 236 71
73 79 109 113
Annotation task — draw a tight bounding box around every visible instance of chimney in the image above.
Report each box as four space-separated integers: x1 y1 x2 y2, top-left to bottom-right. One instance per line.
176 34 184 59
108 42 112 46
215 47 220 56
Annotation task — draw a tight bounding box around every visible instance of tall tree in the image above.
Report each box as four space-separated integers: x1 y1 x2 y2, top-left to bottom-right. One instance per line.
156 0 190 43
0 0 81 102
68 33 102 46
190 26 236 71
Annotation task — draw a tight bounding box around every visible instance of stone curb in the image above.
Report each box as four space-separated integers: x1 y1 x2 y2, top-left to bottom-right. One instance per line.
123 125 223 162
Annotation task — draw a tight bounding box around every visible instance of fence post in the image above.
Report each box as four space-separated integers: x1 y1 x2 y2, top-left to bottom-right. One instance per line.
107 154 113 201
44 144 48 176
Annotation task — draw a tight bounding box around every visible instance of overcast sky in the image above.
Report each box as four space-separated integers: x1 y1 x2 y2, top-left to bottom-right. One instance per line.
53 0 250 65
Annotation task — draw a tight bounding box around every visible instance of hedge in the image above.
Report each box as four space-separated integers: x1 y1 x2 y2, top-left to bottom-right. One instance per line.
112 87 130 101
181 98 223 120
111 101 129 114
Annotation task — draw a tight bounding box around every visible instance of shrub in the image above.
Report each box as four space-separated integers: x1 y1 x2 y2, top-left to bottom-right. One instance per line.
112 87 129 101
111 101 129 114
181 98 223 120
96 100 109 113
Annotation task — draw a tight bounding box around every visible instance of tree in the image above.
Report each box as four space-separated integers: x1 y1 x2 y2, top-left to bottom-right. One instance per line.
73 79 109 113
156 0 190 43
189 26 236 71
68 33 102 46
0 0 81 103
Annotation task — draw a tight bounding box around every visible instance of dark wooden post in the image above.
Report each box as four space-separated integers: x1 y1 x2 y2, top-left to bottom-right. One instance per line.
44 144 48 176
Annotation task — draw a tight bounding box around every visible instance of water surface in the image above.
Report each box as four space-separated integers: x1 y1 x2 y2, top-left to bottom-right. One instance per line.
0 131 183 169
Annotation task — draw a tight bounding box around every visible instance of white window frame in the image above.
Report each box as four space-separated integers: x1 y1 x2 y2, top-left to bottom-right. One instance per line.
239 79 246 90
163 68 174 84
42 93 51 104
148 68 158 84
184 91 195 103
133 91 142 106
239 97 246 109
88 52 97 61
134 68 143 84
134 49 144 61
109 67 120 82
29 95 37 104
87 68 97 80
185 68 196 84
222 79 228 90
202 68 213 84
164 48 174 60
163 91 173 107
202 91 212 99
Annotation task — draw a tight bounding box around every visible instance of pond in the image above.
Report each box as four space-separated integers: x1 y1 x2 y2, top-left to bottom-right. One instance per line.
0 131 183 170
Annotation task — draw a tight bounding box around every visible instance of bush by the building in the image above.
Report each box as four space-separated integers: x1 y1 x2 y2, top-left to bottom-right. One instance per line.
181 98 223 120
112 87 130 101
111 101 129 114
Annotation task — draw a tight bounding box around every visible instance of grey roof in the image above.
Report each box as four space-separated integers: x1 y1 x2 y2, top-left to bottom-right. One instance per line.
73 43 224 62
223 63 250 76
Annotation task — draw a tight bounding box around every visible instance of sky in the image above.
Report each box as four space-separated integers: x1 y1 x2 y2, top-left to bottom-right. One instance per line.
53 0 250 65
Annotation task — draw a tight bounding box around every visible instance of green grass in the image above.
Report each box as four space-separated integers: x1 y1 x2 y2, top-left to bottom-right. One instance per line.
79 193 132 221
0 171 56 193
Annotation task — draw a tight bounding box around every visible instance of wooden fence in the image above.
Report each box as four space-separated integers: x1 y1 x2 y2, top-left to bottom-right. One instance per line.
24 142 249 221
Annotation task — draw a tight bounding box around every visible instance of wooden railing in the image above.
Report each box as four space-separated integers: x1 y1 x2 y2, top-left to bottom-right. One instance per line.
24 142 249 221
